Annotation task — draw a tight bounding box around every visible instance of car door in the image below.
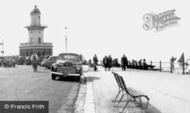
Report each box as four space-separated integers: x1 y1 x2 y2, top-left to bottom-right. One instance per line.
47 57 57 68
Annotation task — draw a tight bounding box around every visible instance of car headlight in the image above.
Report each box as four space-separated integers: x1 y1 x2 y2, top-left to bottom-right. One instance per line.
53 65 57 69
76 66 80 70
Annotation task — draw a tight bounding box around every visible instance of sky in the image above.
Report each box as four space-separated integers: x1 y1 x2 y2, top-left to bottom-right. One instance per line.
0 0 189 62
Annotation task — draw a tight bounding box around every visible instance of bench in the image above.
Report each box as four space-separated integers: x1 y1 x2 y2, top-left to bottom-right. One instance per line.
112 72 150 113
112 72 123 102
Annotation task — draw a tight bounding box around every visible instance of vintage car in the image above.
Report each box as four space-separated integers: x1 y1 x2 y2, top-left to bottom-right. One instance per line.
41 56 58 69
2 58 16 67
17 56 27 65
25 56 32 65
38 56 46 65
51 53 84 81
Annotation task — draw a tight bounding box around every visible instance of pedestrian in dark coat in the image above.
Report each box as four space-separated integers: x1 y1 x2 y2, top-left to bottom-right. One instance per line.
170 56 176 72
103 56 108 71
143 59 148 70
93 54 98 71
107 55 112 71
31 53 38 72
138 59 143 69
88 59 92 67
121 54 128 71
93 54 98 65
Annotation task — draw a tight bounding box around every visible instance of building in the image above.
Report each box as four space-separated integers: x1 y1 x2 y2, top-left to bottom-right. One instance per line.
19 5 53 57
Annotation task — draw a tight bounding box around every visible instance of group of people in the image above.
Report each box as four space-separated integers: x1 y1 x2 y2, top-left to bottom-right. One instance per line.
93 54 128 71
121 55 155 70
88 54 113 71
88 54 99 71
127 59 155 70
91 54 127 71
102 55 113 71
89 54 155 71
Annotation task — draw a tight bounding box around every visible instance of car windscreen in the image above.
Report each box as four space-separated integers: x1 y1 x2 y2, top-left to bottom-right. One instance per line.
58 54 80 62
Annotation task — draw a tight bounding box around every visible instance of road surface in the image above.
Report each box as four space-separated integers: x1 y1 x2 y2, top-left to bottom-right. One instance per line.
0 65 80 113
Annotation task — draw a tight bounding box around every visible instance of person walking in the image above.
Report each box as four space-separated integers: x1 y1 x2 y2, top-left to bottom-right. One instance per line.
93 54 98 71
88 59 92 67
103 56 108 71
121 54 128 71
107 55 112 71
31 53 39 72
170 56 176 73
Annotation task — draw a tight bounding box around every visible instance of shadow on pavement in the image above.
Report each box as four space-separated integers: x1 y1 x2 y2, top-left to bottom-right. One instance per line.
116 102 162 113
79 77 86 85
36 70 50 73
147 103 162 113
52 76 81 83
79 76 100 85
85 76 100 81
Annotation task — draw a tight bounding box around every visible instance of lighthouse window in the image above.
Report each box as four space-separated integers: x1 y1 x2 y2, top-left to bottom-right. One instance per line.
38 37 41 43
31 37 33 42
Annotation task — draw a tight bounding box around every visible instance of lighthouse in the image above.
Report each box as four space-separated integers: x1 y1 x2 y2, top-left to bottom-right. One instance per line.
27 5 46 43
19 5 53 57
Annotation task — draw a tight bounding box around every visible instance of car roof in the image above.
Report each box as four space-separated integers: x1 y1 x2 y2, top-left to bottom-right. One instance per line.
48 56 57 58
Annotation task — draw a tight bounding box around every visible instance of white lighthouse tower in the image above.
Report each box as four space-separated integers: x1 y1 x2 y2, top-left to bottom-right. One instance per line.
27 5 46 44
19 5 53 57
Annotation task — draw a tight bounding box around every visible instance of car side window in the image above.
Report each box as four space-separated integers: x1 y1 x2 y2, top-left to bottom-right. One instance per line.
53 57 56 61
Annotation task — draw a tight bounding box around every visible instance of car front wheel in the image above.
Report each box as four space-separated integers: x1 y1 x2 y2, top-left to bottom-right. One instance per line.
52 74 56 80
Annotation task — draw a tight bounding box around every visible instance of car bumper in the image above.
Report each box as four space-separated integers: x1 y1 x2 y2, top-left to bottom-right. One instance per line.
51 71 81 76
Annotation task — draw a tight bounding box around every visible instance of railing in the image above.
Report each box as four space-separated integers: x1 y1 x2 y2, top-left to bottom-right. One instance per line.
20 42 52 46
147 61 188 74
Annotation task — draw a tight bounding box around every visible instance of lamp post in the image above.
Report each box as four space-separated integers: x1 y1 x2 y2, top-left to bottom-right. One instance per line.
1 34 4 58
65 26 67 52
1 40 4 57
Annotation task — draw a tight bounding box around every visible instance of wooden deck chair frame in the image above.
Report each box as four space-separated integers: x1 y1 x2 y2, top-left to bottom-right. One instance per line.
118 76 150 113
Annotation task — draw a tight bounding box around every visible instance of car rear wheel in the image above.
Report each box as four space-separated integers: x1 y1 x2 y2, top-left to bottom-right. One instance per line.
52 74 56 80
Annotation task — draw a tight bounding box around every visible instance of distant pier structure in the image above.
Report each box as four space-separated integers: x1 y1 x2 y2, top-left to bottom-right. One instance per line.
19 5 53 57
